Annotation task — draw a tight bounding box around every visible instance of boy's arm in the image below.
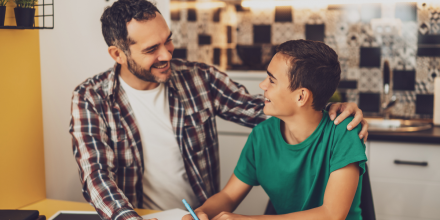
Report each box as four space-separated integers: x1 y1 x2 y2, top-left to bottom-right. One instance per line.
182 174 253 220
261 163 360 220
199 163 359 220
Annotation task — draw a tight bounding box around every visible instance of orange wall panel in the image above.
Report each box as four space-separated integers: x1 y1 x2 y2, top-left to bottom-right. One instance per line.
0 1 46 209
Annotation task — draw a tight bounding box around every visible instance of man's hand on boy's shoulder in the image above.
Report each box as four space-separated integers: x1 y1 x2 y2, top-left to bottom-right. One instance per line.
328 102 369 143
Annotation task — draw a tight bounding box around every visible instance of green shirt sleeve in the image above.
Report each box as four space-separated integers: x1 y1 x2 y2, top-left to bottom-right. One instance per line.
234 131 260 186
330 117 367 175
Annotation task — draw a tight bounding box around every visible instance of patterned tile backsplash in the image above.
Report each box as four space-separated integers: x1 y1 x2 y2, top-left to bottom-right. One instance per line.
169 1 440 118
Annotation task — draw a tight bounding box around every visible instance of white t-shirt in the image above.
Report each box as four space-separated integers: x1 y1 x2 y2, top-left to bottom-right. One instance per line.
119 77 199 210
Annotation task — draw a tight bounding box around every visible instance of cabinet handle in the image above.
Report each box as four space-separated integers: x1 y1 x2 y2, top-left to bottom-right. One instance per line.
394 160 428 166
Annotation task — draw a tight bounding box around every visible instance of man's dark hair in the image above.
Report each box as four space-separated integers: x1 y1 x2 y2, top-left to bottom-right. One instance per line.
101 0 160 54
276 40 341 111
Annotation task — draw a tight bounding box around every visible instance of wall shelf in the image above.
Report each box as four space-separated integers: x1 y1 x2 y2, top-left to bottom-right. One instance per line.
0 1 54 29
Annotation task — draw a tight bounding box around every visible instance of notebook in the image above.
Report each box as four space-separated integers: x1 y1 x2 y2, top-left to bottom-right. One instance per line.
142 208 189 220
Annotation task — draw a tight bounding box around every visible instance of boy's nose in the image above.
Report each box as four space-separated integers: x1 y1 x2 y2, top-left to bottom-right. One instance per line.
259 78 268 90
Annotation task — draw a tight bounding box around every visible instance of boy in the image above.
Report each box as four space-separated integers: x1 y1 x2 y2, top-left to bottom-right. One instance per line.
182 40 367 220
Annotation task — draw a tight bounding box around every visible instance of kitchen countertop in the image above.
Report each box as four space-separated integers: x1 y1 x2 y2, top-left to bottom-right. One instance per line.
368 125 440 144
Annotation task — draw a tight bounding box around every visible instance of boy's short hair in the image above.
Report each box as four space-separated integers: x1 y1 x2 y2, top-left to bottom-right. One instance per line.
276 40 341 111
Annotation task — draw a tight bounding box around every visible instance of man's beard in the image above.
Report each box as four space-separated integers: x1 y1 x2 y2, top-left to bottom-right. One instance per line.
126 55 171 83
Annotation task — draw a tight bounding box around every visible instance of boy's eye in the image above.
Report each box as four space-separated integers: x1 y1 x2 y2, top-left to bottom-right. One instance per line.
166 38 173 43
269 78 274 83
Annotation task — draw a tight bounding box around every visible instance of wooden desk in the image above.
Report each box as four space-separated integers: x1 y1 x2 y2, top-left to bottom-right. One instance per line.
20 199 160 218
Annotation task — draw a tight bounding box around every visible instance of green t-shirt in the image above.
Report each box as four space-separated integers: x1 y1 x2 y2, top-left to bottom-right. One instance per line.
234 112 367 220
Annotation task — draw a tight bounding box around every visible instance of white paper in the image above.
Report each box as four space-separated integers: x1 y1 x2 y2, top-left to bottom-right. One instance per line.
142 208 189 220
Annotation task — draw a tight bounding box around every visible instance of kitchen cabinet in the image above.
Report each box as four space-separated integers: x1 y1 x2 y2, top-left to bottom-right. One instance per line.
368 141 440 220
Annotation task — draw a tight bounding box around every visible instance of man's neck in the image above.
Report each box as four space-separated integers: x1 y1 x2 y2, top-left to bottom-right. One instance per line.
119 64 159 90
280 109 323 145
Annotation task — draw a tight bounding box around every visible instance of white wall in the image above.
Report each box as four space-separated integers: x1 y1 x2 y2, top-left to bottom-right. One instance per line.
39 0 170 202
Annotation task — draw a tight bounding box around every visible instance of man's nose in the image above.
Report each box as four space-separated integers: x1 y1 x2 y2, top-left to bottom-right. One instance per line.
158 45 173 61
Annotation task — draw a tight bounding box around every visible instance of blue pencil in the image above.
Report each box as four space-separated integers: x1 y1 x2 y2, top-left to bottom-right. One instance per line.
182 199 200 220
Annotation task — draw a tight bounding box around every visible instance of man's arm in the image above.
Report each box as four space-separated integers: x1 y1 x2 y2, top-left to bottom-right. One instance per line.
70 93 142 220
192 163 359 220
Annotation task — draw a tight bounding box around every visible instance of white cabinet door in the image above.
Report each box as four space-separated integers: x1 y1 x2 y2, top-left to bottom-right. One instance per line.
219 134 269 215
369 141 440 220
369 142 440 182
371 178 440 219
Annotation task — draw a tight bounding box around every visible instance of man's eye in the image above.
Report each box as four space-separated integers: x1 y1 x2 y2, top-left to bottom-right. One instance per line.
166 38 173 43
146 48 157 53
269 78 274 83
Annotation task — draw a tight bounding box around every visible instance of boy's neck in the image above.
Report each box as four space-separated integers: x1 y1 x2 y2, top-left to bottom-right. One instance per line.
280 109 323 145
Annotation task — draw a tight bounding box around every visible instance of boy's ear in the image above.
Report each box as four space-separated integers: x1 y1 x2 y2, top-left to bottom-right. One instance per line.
108 46 127 65
297 88 312 107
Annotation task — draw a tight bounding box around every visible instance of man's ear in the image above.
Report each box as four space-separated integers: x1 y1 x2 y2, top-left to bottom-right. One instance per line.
108 46 127 65
297 88 311 107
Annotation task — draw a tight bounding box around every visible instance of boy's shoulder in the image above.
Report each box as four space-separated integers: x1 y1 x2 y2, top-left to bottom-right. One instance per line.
249 117 279 140
253 116 278 132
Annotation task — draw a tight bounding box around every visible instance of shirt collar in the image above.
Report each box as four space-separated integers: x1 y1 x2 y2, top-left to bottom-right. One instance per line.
108 62 178 103
107 63 120 104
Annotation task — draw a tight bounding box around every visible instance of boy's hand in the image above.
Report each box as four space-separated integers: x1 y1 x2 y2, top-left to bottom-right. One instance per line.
212 212 250 220
182 210 209 220
328 102 369 142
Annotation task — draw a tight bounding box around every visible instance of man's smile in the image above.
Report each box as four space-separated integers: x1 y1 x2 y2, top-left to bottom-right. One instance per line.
152 62 169 69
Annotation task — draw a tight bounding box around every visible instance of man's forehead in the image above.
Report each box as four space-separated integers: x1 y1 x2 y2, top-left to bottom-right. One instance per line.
126 12 170 46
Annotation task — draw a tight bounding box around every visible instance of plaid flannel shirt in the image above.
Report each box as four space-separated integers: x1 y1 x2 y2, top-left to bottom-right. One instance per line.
69 59 268 220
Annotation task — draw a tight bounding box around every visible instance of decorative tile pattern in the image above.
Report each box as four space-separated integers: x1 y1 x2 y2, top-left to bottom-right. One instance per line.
186 22 199 44
237 22 253 45
211 23 227 47
272 23 295 44
292 23 306 40
170 2 439 118
345 89 359 104
391 91 416 117
415 57 439 94
358 68 383 92
338 46 360 68
346 68 361 80
261 44 275 65
391 46 416 70
251 8 275 25
170 21 188 48
197 46 213 65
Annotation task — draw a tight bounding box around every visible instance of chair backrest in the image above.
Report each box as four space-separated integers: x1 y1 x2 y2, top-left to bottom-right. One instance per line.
264 163 377 219
264 200 276 215
360 163 376 220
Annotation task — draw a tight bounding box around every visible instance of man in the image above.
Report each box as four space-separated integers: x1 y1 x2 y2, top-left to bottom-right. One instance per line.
69 1 368 220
